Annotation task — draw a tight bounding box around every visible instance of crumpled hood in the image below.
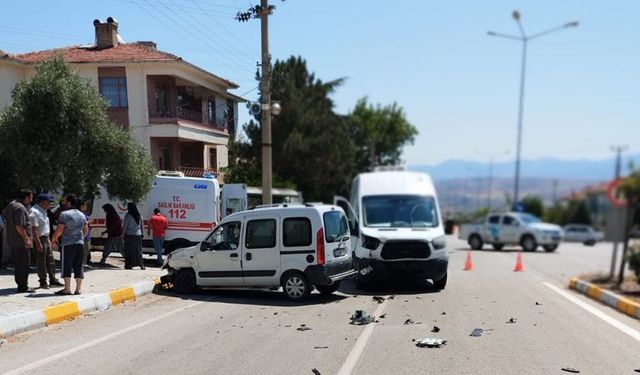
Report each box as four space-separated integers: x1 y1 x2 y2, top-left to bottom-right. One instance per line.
528 222 563 232
166 244 198 268
360 227 444 242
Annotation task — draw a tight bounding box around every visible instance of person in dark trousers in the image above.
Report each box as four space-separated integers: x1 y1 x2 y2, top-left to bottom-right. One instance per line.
123 202 145 270
100 204 123 264
147 208 168 266
79 200 92 267
3 189 35 293
30 193 63 289
51 194 88 295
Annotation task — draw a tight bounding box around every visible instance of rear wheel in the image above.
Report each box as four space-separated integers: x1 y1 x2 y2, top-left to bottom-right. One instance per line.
543 244 558 252
469 235 483 250
521 235 537 252
316 282 340 296
492 243 504 251
282 272 311 301
173 269 196 294
433 272 447 290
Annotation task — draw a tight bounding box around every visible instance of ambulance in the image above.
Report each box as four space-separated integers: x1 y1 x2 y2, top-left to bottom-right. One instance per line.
91 172 220 254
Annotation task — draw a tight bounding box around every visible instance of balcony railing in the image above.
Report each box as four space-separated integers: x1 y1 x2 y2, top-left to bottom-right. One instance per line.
149 108 228 131
177 107 202 123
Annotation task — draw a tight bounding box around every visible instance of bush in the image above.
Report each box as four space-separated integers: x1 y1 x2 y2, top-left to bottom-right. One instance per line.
628 241 640 283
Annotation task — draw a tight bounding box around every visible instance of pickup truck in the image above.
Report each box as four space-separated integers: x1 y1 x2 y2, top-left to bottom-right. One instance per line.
458 212 563 252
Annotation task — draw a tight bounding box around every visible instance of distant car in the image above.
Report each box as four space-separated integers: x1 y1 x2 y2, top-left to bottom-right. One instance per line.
563 224 603 246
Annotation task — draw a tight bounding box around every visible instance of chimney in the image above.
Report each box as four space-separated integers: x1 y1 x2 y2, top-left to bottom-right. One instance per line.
136 41 157 49
94 17 119 49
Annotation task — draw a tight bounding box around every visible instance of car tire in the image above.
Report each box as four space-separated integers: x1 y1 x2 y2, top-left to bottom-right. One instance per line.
316 282 340 296
173 269 196 294
492 243 504 251
521 235 537 252
433 272 447 290
282 271 311 301
584 241 596 246
543 244 559 252
469 235 484 250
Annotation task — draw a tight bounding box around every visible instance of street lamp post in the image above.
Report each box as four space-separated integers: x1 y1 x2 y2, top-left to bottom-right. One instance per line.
488 11 578 208
477 150 510 212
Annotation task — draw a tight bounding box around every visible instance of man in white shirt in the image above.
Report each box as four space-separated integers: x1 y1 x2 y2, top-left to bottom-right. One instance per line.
31 194 63 289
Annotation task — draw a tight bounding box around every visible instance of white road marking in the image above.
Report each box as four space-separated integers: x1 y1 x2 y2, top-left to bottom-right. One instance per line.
4 300 205 375
337 297 390 375
543 281 640 342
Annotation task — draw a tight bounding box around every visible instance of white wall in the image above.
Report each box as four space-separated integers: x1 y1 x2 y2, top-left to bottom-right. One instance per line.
0 62 26 109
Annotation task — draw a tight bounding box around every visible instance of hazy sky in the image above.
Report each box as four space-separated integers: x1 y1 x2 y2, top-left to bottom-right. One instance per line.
1 1 638 165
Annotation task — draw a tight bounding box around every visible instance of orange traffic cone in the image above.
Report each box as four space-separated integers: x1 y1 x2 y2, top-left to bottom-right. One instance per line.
463 250 474 271
513 252 525 272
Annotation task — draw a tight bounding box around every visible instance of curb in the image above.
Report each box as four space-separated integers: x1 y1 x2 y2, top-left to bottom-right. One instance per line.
569 277 640 320
0 279 159 338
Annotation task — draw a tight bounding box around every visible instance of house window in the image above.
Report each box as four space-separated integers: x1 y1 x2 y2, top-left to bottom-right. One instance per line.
209 148 217 170
99 77 128 108
160 143 173 170
207 98 217 125
155 86 170 116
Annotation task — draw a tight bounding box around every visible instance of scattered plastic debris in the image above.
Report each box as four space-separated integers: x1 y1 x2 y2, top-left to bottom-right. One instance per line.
415 337 447 348
431 326 440 333
561 368 580 373
470 328 483 337
634 369 640 373
388 295 396 300
312 368 322 375
404 319 415 325
416 296 422 299
350 310 376 325
535 301 542 306
297 324 312 331
314 346 329 349
274 312 278 315
372 296 386 304
506 318 517 324
379 313 387 319
441 312 447 315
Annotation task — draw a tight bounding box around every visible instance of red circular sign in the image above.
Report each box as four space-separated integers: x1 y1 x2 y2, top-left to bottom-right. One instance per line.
607 178 628 208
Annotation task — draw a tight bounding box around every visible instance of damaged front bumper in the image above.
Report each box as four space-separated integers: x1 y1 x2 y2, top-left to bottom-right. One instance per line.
356 256 448 281
304 257 356 286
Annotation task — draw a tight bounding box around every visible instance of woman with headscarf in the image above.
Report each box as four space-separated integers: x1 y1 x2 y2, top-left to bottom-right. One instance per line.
122 202 145 270
99 204 123 265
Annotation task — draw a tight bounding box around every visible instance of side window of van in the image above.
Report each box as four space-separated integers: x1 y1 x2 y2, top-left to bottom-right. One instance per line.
246 219 276 249
208 221 241 250
488 215 500 225
283 217 312 247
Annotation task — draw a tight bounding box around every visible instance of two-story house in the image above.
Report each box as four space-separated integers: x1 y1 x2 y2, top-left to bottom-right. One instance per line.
0 17 245 182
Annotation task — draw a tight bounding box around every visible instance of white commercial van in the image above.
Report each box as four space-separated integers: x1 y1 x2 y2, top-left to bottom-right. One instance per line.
334 170 449 289
160 204 356 301
91 173 220 254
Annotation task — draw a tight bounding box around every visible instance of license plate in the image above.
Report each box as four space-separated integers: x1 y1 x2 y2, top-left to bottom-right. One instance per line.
334 247 347 257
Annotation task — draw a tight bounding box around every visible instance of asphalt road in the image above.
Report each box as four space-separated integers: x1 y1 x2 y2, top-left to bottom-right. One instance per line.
1 236 639 375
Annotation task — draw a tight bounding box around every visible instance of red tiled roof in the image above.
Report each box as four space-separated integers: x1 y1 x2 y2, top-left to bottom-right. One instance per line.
10 43 178 64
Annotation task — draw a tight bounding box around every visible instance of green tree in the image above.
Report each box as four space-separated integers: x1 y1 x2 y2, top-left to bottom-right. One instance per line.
223 121 261 187
521 196 544 218
0 57 155 203
347 97 418 172
543 203 568 225
567 200 592 225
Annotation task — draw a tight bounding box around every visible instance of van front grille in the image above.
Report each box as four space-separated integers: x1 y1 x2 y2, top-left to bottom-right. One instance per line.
381 241 430 260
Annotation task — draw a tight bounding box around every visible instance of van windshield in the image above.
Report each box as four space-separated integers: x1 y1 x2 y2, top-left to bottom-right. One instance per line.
362 195 438 228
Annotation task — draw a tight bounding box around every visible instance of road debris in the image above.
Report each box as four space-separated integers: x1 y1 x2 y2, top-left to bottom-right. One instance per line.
372 296 386 304
415 337 447 348
273 312 278 315
441 312 447 315
416 296 422 299
634 369 640 373
388 295 396 300
470 328 483 337
312 368 322 375
314 346 329 349
431 326 440 333
404 319 415 325
297 324 312 331
379 313 387 319
506 317 517 324
561 368 580 373
350 310 376 325
535 301 543 305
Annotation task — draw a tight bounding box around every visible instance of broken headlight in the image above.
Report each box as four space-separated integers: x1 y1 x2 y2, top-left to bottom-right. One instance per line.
431 236 446 250
362 234 381 250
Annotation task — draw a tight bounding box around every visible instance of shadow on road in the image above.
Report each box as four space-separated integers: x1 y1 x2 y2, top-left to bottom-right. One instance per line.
338 278 441 297
154 286 348 307
454 246 559 254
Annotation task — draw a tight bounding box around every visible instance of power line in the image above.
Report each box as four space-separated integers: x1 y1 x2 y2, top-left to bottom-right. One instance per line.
132 0 254 77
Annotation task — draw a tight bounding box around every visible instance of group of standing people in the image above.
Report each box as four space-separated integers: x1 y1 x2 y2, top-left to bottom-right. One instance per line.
2 190 88 294
1 189 169 293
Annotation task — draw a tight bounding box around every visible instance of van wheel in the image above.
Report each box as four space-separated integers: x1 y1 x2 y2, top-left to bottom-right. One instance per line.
492 243 504 251
521 235 537 252
316 282 340 296
469 235 483 250
282 272 311 301
173 269 196 294
433 273 447 290
543 244 558 252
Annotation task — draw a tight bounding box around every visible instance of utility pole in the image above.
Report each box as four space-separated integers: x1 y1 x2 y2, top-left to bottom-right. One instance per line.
236 1 276 204
609 145 628 279
259 0 273 205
